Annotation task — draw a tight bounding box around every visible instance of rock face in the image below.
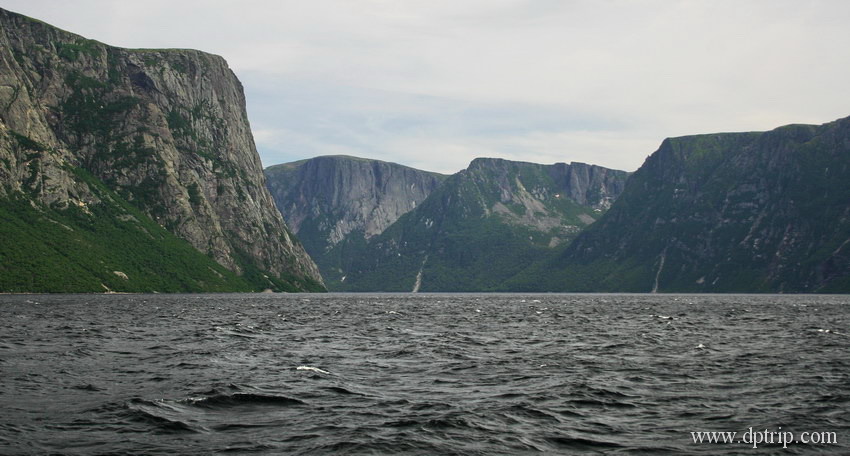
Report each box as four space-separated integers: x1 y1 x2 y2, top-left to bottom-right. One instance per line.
508 117 850 292
334 157 629 291
0 8 323 292
265 155 445 284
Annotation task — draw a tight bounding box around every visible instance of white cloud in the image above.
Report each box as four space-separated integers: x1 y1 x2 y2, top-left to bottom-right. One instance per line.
5 0 850 173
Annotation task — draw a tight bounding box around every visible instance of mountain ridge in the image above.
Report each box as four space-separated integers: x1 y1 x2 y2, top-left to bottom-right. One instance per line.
267 155 630 291
505 116 850 292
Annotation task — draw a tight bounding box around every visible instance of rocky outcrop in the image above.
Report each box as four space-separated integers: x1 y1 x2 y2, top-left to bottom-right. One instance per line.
508 117 850 292
0 8 323 291
265 155 445 284
465 157 627 229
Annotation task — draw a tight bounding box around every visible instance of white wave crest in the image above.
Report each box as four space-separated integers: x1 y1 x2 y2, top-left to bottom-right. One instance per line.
296 366 330 374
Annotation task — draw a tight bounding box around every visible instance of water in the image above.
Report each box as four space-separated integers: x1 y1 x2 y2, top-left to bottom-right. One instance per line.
0 293 848 455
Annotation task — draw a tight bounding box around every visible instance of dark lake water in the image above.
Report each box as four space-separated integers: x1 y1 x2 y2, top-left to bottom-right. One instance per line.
0 293 848 455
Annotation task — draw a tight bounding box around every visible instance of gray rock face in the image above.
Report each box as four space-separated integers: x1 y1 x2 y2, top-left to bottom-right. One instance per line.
549 161 626 210
467 157 628 214
0 8 323 290
265 155 445 281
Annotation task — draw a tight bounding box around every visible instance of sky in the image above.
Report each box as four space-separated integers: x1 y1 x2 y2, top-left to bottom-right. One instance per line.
3 0 850 174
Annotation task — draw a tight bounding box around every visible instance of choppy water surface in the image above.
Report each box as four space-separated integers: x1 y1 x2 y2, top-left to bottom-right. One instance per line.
0 293 848 455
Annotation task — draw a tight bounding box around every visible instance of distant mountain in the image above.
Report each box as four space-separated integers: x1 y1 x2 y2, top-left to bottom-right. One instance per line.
328 157 629 291
507 117 850 292
0 8 323 292
265 155 446 284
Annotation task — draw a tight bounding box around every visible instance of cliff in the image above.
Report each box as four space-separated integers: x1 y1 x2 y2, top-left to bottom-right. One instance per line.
265 155 446 284
335 157 629 291
507 117 850 292
0 8 323 292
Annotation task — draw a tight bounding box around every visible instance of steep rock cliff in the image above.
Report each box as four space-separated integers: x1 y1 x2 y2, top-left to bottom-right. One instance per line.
265 155 445 284
0 8 323 291
337 157 629 291
508 117 850 292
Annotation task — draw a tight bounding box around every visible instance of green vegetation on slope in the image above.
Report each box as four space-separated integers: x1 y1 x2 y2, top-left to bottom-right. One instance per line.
335 159 628 291
0 167 252 293
505 119 850 293
339 212 558 292
231 245 327 293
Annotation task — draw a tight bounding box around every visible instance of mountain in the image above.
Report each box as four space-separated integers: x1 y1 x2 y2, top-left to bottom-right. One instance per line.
334 157 629 291
0 8 324 292
506 117 850 293
265 155 446 284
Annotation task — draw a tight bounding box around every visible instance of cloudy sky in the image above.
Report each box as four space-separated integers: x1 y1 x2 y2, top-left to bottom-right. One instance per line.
4 1 850 173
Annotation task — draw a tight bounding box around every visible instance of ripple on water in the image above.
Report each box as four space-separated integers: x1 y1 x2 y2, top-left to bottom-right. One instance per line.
0 293 849 454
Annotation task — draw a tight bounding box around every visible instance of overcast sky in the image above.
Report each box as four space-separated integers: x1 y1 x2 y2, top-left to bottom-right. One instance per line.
4 1 850 173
